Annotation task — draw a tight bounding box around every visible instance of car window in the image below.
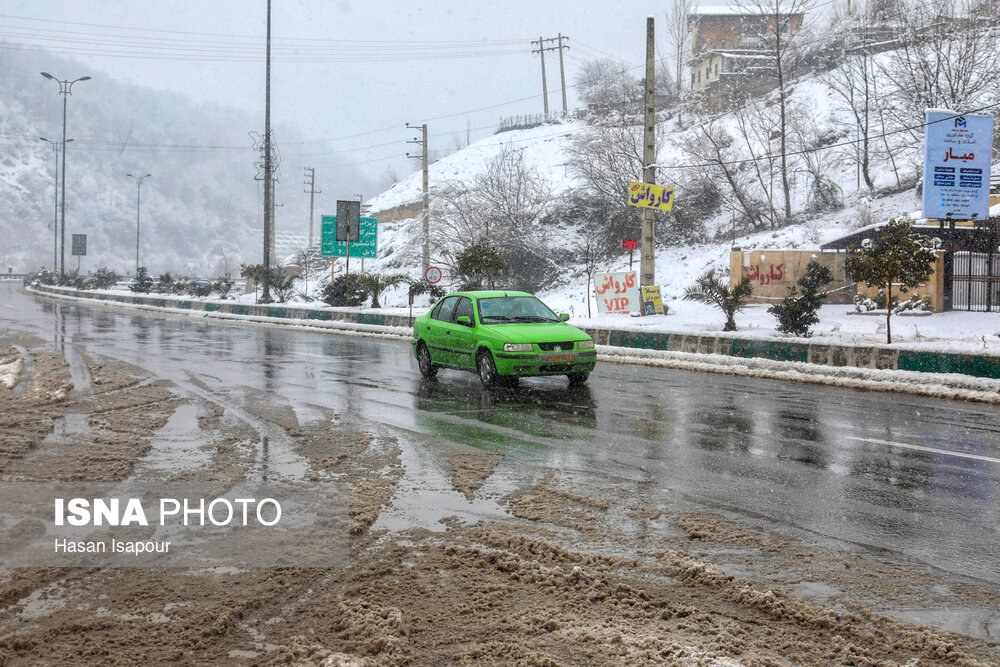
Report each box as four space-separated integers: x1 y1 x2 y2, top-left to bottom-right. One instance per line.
432 296 460 322
429 299 445 320
453 297 474 323
478 296 560 324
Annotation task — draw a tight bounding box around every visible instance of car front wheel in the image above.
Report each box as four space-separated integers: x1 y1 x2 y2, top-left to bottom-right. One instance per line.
477 349 498 388
417 342 437 378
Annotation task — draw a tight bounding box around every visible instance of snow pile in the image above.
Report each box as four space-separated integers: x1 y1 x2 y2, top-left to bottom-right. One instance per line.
0 355 22 389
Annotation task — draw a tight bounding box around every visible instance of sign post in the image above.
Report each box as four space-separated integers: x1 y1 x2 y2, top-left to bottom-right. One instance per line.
621 239 638 270
922 110 994 223
71 233 86 273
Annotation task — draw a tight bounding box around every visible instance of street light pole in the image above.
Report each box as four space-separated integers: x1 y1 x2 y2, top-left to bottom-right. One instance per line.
41 72 90 280
125 173 151 272
39 137 72 272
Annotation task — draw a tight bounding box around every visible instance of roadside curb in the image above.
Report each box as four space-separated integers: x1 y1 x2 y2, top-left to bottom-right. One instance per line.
25 284 1000 383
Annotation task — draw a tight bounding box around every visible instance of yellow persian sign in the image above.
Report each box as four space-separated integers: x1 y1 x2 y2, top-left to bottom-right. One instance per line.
627 181 674 211
640 286 665 315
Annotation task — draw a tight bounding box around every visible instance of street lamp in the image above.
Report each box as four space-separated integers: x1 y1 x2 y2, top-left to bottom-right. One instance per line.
41 72 91 280
39 137 73 272
125 173 151 273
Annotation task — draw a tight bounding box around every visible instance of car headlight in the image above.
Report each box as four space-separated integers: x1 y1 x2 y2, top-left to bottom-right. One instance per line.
577 340 595 350
503 343 533 352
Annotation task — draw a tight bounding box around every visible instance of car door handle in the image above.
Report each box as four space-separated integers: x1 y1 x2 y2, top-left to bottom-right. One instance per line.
446 330 451 335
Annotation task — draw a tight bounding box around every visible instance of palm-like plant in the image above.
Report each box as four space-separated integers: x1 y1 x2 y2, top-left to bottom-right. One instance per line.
682 269 753 332
359 272 408 308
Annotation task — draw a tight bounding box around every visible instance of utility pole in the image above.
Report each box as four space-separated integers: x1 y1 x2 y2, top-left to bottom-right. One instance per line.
556 33 569 114
125 172 151 273
640 16 656 288
303 167 320 248
406 123 429 274
531 36 570 117
531 36 550 117
261 0 274 303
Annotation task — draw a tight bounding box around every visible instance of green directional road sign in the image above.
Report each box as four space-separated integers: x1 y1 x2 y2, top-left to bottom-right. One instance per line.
321 215 377 258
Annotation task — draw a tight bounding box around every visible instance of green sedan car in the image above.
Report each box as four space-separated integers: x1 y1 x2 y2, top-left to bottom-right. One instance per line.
412 291 596 387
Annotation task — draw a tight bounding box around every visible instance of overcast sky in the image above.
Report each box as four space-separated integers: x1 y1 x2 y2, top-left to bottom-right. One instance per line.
3 0 674 189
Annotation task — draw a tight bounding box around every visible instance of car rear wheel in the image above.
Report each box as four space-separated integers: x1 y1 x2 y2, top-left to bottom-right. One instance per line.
417 342 437 378
567 372 589 385
477 349 498 388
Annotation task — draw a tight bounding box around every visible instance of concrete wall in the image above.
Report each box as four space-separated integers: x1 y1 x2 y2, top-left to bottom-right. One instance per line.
856 253 945 312
729 249 855 305
373 201 423 224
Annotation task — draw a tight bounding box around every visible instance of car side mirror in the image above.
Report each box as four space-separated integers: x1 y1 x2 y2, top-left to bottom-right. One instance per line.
559 313 570 321
456 315 472 326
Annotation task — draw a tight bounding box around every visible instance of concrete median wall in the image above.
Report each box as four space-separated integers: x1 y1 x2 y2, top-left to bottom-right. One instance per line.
28 284 1000 380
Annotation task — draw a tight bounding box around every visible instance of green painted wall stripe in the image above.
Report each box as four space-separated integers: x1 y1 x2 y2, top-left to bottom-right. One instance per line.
898 350 1000 379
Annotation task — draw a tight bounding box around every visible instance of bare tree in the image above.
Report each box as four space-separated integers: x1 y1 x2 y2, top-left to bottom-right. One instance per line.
380 164 401 190
736 0 814 222
434 145 557 292
574 58 641 109
821 11 879 191
733 98 783 228
682 116 769 230
665 0 695 100
880 0 1000 135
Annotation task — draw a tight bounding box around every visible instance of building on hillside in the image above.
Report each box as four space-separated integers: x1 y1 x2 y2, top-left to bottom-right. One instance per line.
687 5 805 95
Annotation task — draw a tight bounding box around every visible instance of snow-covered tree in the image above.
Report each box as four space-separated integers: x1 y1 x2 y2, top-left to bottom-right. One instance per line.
845 217 936 344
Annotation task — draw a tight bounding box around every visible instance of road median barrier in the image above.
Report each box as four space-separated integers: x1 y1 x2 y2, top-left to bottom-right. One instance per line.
25 284 1000 382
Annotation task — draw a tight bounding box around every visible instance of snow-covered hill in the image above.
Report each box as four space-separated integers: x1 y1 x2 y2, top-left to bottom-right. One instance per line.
0 46 373 276
362 69 932 313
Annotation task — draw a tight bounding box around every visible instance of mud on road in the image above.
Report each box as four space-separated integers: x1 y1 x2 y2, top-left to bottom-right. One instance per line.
1 335 999 666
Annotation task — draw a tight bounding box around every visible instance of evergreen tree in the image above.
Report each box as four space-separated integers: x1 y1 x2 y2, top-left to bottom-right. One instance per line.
768 260 833 337
130 267 154 294
845 217 936 344
455 240 507 289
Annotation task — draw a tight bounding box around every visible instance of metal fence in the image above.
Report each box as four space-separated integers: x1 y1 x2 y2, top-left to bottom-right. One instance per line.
951 250 1000 311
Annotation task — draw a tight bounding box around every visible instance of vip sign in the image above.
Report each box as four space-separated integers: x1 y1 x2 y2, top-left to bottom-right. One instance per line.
594 271 639 313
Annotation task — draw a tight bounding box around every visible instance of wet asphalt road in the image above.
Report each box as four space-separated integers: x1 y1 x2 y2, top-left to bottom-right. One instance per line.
4 282 1000 588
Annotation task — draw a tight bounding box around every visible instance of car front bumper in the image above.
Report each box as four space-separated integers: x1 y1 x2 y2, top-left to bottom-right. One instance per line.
493 350 597 376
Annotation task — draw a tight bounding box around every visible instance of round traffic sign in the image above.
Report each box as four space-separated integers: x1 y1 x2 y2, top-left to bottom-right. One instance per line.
425 266 442 284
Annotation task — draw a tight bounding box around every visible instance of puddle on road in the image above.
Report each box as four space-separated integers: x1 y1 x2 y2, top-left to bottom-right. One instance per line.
890 607 1000 642
134 402 212 476
63 345 92 395
47 413 91 440
372 431 508 534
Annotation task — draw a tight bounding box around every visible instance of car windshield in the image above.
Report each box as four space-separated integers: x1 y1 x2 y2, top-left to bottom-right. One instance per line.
477 296 560 324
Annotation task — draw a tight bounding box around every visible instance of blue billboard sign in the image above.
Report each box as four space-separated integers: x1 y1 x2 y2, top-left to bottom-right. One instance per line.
922 110 994 221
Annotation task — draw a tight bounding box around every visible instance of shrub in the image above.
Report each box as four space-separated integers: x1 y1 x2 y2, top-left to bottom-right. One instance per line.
156 272 174 293
682 269 753 332
130 267 154 293
90 267 121 290
322 273 367 307
768 261 833 337
214 273 234 299
894 295 932 313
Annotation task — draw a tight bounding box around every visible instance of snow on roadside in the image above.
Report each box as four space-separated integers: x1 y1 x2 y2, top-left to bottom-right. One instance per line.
0 356 22 389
